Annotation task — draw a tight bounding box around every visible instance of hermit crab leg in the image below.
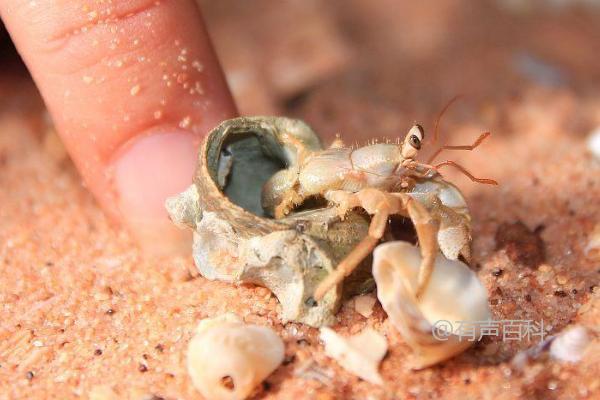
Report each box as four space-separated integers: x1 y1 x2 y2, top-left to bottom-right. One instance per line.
395 193 440 298
279 132 311 164
274 188 305 219
269 132 314 219
313 201 391 301
313 190 440 301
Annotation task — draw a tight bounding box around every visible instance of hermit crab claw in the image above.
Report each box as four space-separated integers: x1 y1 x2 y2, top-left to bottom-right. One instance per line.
409 177 472 262
373 241 491 369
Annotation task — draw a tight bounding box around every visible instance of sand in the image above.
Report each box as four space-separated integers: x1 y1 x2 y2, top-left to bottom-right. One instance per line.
1 1 600 399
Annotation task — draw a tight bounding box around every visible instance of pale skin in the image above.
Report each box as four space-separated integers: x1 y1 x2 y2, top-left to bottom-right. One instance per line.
0 0 237 255
262 124 497 301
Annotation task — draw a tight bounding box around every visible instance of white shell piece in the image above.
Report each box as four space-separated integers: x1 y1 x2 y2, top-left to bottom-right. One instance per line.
320 327 388 385
550 325 590 363
587 126 600 160
373 241 492 369
187 314 285 400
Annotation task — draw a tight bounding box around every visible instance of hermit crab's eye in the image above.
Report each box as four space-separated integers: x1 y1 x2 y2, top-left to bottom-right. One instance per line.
406 124 424 150
409 134 421 149
415 124 425 139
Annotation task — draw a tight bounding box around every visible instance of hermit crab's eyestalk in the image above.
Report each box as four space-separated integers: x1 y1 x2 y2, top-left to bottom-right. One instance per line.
402 124 424 159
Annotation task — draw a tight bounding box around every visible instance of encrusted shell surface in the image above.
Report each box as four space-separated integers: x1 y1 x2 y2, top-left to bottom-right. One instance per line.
187 314 284 400
166 117 371 327
373 241 491 369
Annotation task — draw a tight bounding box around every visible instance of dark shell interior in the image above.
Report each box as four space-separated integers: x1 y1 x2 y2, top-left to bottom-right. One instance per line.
220 133 286 217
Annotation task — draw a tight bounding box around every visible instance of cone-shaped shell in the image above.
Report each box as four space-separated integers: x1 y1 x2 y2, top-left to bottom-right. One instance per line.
187 314 285 400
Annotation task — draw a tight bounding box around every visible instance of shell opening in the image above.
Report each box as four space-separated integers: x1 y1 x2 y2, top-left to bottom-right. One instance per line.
216 130 330 218
219 133 287 217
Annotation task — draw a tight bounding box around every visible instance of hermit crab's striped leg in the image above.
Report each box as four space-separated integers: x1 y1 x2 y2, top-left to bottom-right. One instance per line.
394 193 440 298
313 207 389 301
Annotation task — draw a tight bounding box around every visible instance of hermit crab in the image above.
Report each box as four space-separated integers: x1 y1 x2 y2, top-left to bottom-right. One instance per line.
166 115 494 326
261 119 496 301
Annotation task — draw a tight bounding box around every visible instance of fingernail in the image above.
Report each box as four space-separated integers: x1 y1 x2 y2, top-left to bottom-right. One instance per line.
112 130 199 256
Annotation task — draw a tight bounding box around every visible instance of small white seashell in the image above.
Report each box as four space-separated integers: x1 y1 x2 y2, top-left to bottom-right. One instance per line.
187 314 285 400
550 325 590 363
587 126 600 160
373 241 492 369
320 327 387 385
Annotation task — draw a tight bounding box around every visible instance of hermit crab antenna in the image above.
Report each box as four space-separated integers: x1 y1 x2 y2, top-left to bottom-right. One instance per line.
434 160 498 185
427 131 491 164
432 95 463 143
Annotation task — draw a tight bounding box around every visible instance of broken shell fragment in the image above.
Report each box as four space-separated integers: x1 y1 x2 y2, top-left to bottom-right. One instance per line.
373 241 492 369
187 314 285 400
320 327 388 385
550 325 590 363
